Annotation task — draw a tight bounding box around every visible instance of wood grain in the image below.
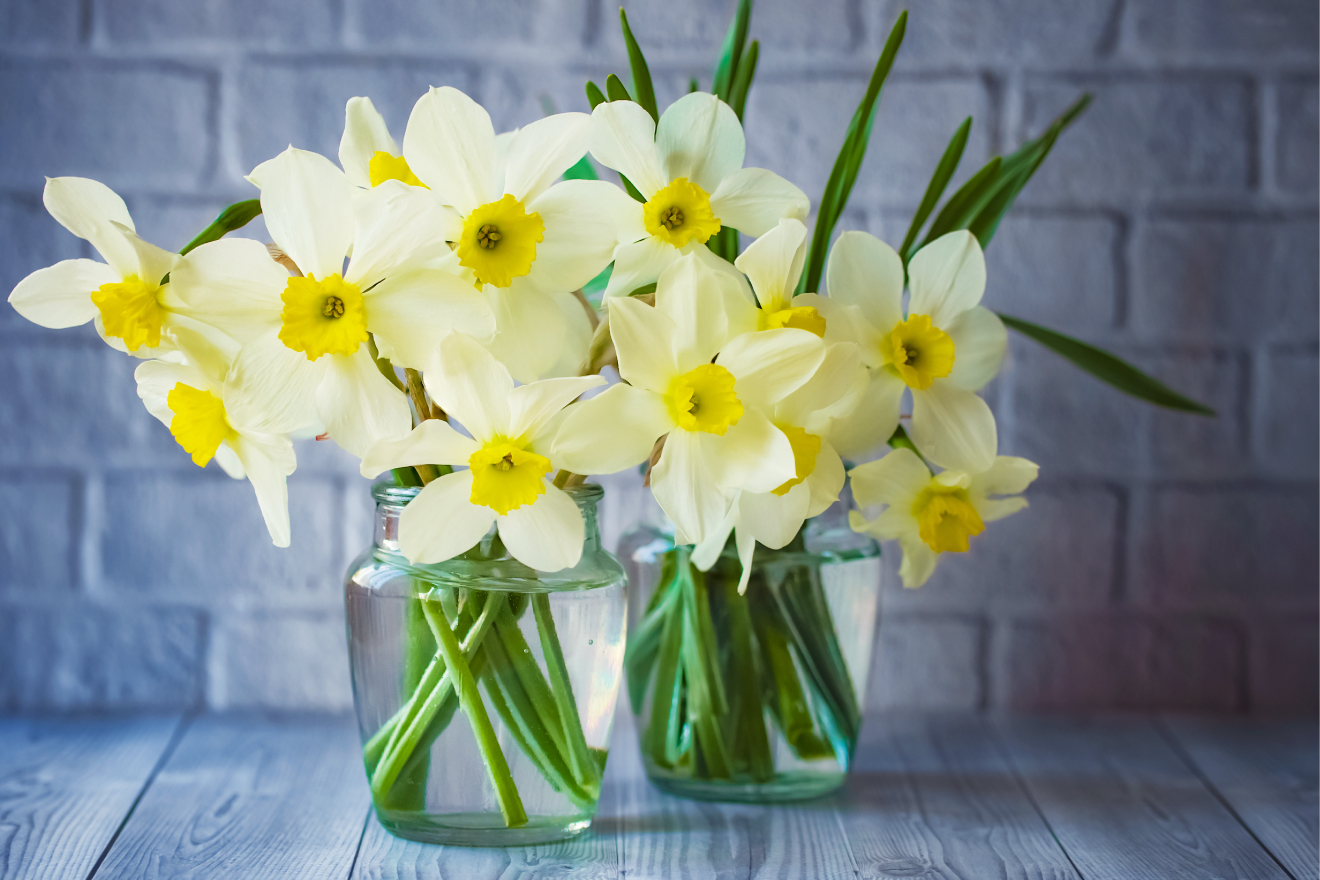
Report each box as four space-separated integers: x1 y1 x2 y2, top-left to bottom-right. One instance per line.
93 713 370 880
840 713 1080 879
0 715 180 880
996 715 1291 880
1166 717 1318 880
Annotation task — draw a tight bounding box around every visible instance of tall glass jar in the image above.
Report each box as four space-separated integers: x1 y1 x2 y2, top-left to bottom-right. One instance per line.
620 501 880 802
346 483 627 846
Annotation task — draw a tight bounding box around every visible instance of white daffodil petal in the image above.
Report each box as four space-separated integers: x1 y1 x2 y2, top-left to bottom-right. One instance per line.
827 373 905 460
979 496 1029 523
424 331 513 443
498 483 585 572
526 180 635 292
655 92 744 195
316 347 411 457
168 237 286 342
223 328 324 434
339 96 399 188
735 218 808 312
805 442 846 517
552 383 673 475
897 534 940 588
850 505 915 542
231 432 297 548
366 269 495 368
43 177 138 276
973 456 1040 497
8 259 116 329
399 470 497 564
508 375 606 443
651 428 731 546
945 305 1007 392
908 382 998 473
248 147 355 280
541 291 595 380
214 443 246 479
717 328 825 412
589 100 666 197
603 235 680 298
503 112 592 203
735 525 756 594
702 410 796 494
738 488 810 550
166 317 242 385
709 167 810 238
360 419 480 478
848 446 929 510
655 254 729 369
691 504 735 572
348 181 463 285
134 359 210 427
606 295 678 394
403 86 497 215
118 227 178 285
907 229 987 328
825 230 903 332
484 284 568 383
776 340 868 430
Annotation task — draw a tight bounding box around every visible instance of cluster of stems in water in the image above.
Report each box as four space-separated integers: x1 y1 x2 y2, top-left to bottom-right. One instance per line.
624 539 861 782
362 583 604 828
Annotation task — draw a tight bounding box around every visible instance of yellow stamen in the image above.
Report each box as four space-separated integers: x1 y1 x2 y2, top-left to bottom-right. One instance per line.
368 151 428 188
643 178 721 248
468 442 552 515
278 273 369 361
166 383 234 467
772 425 822 495
91 275 165 352
456 194 544 288
666 363 743 435
880 313 955 390
913 483 984 553
761 305 826 337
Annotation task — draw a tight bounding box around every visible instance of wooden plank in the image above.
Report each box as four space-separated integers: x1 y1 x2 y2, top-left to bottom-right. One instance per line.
94 714 370 880
840 713 1080 879
996 715 1291 880
0 715 180 880
1165 717 1318 880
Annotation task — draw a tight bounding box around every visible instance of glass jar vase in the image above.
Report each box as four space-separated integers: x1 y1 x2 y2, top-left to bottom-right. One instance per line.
620 501 880 802
346 482 627 846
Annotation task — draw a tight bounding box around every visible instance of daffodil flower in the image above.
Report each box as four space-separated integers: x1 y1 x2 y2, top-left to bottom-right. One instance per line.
338 96 428 190
588 93 809 299
400 86 635 382
360 332 605 572
553 255 826 545
170 146 494 457
848 447 1038 588
817 229 1008 472
134 328 297 547
8 177 221 358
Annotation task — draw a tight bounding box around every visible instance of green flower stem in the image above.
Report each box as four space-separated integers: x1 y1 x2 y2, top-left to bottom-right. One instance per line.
421 595 527 829
532 593 596 786
679 562 732 778
721 573 774 782
492 610 572 762
642 580 684 769
365 654 442 773
747 577 834 761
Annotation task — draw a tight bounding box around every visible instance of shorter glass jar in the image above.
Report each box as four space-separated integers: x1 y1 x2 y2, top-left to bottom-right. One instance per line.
346 483 627 846
620 499 880 802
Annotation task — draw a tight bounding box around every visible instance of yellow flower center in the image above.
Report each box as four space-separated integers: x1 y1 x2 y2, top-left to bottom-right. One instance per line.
468 442 553 515
278 273 369 361
760 305 826 337
771 425 822 496
880 314 955 390
368 151 428 188
666 363 743 435
643 178 721 248
166 383 234 467
456 194 544 288
913 484 984 554
90 275 165 352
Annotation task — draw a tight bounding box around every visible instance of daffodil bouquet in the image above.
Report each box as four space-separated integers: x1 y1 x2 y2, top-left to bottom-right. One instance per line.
7 1 1213 828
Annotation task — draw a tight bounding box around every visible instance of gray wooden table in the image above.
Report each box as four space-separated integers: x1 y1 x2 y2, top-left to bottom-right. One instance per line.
1 709 1314 879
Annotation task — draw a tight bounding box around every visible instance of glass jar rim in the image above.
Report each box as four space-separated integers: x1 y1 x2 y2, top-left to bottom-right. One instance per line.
372 479 604 511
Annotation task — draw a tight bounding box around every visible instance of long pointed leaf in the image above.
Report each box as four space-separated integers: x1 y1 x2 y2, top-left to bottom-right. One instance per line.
179 199 262 256
563 155 598 181
605 73 632 103
620 8 659 122
915 155 1002 254
712 0 752 102
729 39 759 121
999 313 1215 415
585 80 606 110
899 116 971 261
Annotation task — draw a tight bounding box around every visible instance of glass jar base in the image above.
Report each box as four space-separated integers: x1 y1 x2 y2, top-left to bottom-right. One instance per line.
646 770 846 803
375 809 593 846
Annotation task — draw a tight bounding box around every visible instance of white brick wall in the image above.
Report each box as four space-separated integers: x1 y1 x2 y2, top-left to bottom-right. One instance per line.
0 0 1314 713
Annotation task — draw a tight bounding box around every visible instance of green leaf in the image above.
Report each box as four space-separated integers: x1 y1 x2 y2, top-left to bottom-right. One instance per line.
915 155 1002 255
899 116 970 262
581 263 612 306
605 73 632 104
998 313 1215 415
563 155 598 181
178 199 262 256
586 80 607 109
620 7 659 122
802 10 906 294
728 39 759 122
711 0 752 102
886 424 923 458
688 77 700 94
